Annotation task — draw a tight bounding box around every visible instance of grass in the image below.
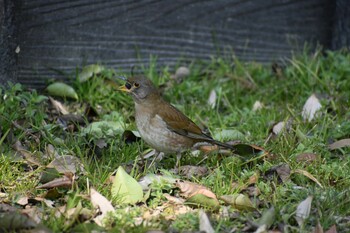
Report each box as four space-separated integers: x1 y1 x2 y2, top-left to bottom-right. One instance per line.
1 48 350 232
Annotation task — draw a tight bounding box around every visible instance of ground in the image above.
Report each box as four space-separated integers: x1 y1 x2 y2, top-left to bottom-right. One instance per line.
0 48 349 232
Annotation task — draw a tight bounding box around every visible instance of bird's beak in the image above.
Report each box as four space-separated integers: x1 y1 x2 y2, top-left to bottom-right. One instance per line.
118 85 131 92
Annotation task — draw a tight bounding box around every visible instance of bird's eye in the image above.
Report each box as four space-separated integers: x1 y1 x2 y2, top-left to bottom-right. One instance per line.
133 82 140 88
125 83 132 89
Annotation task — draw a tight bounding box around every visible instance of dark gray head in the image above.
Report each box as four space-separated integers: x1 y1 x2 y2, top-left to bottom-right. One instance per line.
119 76 159 102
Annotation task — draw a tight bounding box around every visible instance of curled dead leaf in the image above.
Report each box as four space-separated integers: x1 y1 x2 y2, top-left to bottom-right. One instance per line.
220 194 255 211
37 173 74 189
176 180 217 200
90 188 115 227
292 169 323 188
49 97 69 115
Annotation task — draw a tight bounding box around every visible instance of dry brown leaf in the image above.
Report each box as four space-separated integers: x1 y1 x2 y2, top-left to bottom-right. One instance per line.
37 173 73 189
90 188 115 226
178 165 209 179
264 164 291 183
292 169 323 188
176 180 217 200
313 221 324 233
47 155 84 174
16 196 29 206
21 206 44 224
328 139 350 150
296 153 319 163
163 194 185 205
49 96 69 115
325 225 337 233
248 173 259 185
45 144 59 159
12 141 41 166
32 197 54 208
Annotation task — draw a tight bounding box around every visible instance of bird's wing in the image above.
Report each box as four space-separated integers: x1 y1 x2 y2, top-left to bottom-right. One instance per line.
157 103 213 141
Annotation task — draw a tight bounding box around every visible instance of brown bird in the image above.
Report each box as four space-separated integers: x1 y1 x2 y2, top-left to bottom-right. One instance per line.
119 76 236 165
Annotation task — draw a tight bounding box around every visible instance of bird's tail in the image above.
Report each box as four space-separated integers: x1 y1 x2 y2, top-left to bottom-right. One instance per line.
210 139 236 150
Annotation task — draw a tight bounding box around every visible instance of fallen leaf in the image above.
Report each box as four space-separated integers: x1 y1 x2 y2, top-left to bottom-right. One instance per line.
49 97 69 115
16 196 29 206
302 94 322 122
81 121 125 138
252 101 264 111
296 153 319 163
186 194 220 209
264 164 291 183
138 173 176 191
171 66 190 82
272 121 286 135
122 130 141 144
313 221 324 233
111 166 143 204
295 196 313 226
220 194 255 211
199 210 215 233
248 173 259 185
325 225 337 233
45 144 59 159
214 129 245 141
178 165 209 179
163 194 185 205
257 207 275 229
77 64 104 82
292 169 323 188
0 212 37 231
39 168 61 184
328 138 350 150
21 206 43 224
208 89 217 109
47 155 84 174
37 173 73 189
12 140 42 166
176 180 217 199
47 82 78 100
90 188 115 226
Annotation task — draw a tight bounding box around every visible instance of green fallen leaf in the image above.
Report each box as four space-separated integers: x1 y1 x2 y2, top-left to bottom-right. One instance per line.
77 64 104 83
214 129 245 141
81 121 125 138
111 166 143 205
47 82 78 100
220 194 255 211
257 207 275 228
186 194 220 210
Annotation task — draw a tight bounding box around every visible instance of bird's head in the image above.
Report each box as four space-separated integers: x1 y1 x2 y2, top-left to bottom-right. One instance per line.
119 76 159 102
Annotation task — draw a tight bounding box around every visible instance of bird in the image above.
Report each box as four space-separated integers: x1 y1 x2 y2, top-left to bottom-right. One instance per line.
119 76 236 166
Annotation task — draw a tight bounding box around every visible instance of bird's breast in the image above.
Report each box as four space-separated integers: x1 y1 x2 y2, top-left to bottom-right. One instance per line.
135 104 193 153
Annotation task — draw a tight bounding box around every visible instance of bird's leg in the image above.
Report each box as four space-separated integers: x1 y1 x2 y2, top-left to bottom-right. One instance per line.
148 151 164 169
175 153 182 168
